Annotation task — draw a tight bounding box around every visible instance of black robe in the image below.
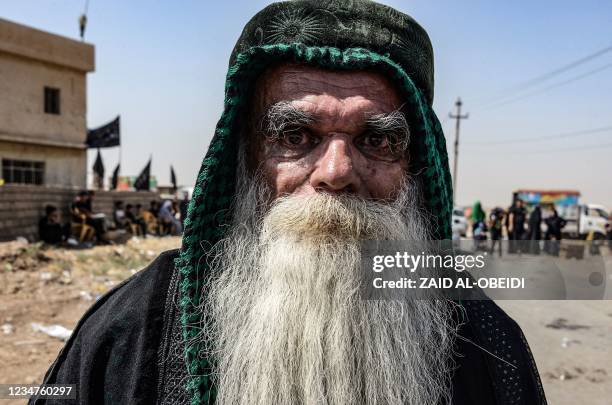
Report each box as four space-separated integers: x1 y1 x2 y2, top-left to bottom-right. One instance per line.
31 250 547 404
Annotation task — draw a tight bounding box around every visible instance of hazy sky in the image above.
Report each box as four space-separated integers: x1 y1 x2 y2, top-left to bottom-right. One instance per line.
2 0 611 207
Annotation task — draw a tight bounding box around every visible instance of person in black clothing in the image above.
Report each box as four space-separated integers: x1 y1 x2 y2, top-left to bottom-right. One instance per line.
508 199 527 253
179 191 190 226
488 207 505 256
149 200 159 217
38 205 69 245
607 213 612 252
84 190 95 212
126 204 147 236
31 3 546 404
70 191 88 222
545 208 566 256
527 205 542 254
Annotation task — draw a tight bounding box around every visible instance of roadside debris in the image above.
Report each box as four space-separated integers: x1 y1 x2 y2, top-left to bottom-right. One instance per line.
545 318 590 330
79 291 93 301
1 323 14 335
560 337 581 348
31 323 73 341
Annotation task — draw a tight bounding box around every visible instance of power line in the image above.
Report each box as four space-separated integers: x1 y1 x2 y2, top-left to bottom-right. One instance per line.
482 62 612 110
475 42 612 108
464 125 612 146
507 141 612 155
509 43 612 91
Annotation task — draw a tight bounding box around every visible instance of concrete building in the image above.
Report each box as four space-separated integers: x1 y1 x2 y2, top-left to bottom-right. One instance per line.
0 18 94 188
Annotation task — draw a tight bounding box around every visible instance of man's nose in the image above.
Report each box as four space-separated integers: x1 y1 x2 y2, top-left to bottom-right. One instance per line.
309 134 361 194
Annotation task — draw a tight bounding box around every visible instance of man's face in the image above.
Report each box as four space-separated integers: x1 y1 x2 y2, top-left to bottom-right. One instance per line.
49 211 60 224
250 63 409 200
205 64 459 405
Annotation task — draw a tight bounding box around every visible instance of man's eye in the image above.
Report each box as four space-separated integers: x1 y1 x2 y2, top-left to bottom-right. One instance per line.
284 131 307 146
362 134 389 148
356 133 404 161
279 129 317 148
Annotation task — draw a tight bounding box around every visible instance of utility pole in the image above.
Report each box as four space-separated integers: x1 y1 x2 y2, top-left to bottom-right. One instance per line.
449 98 469 206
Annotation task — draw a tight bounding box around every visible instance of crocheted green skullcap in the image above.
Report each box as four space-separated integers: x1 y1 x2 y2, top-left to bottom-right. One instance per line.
230 0 436 105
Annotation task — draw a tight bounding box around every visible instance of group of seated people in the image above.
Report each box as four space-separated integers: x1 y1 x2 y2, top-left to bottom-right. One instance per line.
38 191 186 246
113 201 147 236
113 200 183 237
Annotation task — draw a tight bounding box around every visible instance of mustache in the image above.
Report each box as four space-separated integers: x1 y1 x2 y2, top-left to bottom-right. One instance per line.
262 190 407 241
230 172 430 241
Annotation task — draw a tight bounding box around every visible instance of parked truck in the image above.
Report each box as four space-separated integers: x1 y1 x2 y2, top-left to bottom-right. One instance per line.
512 189 610 240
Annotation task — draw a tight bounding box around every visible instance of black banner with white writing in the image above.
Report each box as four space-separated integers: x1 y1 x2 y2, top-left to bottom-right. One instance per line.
86 116 120 148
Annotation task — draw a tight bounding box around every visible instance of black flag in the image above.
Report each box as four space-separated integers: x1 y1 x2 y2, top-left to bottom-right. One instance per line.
111 163 120 190
170 165 177 192
92 149 105 189
133 159 151 191
86 116 120 148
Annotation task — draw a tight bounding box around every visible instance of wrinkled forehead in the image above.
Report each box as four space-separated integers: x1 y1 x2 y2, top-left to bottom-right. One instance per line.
251 63 404 117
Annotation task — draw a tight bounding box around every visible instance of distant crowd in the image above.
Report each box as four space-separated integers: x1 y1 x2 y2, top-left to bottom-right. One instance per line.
38 190 190 247
464 199 612 256
467 199 568 256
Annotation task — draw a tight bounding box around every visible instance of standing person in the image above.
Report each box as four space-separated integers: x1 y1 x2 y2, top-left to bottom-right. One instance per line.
471 201 486 229
471 201 487 250
34 3 546 404
508 199 527 254
606 212 612 252
488 207 504 256
545 208 566 256
527 205 542 254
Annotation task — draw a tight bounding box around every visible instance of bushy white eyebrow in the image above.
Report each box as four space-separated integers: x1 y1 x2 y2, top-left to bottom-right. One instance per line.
258 101 314 140
364 109 411 152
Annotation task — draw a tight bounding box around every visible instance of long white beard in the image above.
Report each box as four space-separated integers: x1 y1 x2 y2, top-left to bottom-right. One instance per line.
201 173 458 405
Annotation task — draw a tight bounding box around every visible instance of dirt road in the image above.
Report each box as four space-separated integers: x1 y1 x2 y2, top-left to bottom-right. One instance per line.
499 300 612 405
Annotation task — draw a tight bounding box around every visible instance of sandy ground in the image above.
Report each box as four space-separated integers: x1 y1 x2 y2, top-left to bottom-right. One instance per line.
496 253 612 404
0 237 181 405
499 300 612 405
0 238 610 404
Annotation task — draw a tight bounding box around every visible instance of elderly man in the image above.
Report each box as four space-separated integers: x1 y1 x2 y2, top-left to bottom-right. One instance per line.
34 1 546 404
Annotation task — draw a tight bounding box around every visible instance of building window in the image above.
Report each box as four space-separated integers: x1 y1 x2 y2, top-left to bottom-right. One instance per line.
1 159 45 185
44 87 61 114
